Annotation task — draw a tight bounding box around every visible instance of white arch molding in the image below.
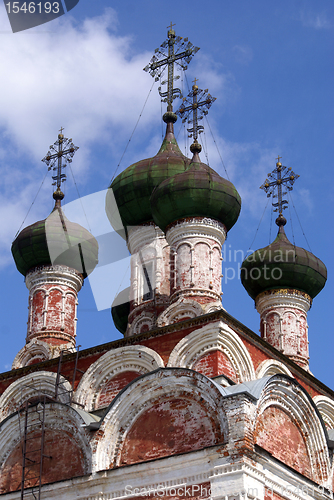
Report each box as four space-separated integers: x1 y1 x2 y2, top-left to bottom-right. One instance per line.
129 311 155 335
75 345 164 411
0 402 92 476
92 368 228 472
167 320 255 382
254 375 331 487
157 298 223 328
12 339 75 369
256 359 293 379
0 371 72 422
313 395 334 429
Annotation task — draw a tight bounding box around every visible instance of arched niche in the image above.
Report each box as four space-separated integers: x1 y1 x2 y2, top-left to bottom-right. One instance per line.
75 345 164 411
167 320 255 382
0 402 92 494
255 359 293 379
12 340 50 369
313 395 334 429
0 371 71 422
92 368 228 471
254 375 330 486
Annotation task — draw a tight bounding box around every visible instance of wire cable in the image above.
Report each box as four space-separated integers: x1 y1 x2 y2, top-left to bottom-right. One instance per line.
13 170 49 240
287 203 296 246
68 163 92 232
201 129 210 165
288 191 312 252
204 115 230 181
247 197 270 253
109 80 156 185
269 204 273 244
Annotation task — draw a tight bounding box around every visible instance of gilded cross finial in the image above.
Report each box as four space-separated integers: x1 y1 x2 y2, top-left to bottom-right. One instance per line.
42 129 79 204
193 77 199 87
143 28 199 112
260 158 299 226
176 79 216 148
167 21 176 32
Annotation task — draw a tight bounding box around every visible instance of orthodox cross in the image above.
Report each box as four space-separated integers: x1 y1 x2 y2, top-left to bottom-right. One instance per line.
42 128 79 192
260 157 299 216
144 24 199 111
176 79 216 144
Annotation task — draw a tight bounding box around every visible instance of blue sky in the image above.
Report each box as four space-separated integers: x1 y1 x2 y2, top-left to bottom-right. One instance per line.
0 1 333 389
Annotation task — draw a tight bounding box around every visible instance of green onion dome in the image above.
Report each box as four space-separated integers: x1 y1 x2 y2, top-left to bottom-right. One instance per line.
12 191 98 278
111 287 130 334
150 146 241 232
240 217 327 301
106 112 190 238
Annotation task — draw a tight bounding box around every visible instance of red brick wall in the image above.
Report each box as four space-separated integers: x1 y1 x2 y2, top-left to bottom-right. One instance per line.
31 290 44 333
241 337 271 371
119 397 221 466
254 406 312 479
192 350 238 381
0 429 87 494
97 371 141 408
141 327 198 365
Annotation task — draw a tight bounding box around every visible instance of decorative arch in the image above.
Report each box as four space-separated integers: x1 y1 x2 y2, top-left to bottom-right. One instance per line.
157 297 204 327
254 375 330 486
313 395 334 429
11 339 74 369
75 345 164 411
167 320 255 382
174 240 192 252
256 359 293 379
0 402 92 494
12 340 50 369
0 371 71 422
92 368 228 471
203 301 223 315
130 311 155 335
193 240 211 250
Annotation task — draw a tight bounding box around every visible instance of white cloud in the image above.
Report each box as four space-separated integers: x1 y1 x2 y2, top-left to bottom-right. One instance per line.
188 53 239 108
300 10 331 29
0 7 157 157
0 6 263 273
0 7 159 268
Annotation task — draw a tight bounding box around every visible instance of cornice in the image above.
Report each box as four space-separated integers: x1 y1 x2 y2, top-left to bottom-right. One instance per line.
1 309 333 401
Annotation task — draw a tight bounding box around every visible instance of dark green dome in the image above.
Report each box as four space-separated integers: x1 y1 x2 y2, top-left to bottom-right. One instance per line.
106 114 190 238
111 287 130 335
150 159 241 232
12 205 98 277
241 225 327 300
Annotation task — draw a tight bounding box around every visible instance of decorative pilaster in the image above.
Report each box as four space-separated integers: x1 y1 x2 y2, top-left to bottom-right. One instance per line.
256 289 311 369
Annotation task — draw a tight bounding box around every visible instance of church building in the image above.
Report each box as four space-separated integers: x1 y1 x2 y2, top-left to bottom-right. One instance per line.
0 27 333 500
